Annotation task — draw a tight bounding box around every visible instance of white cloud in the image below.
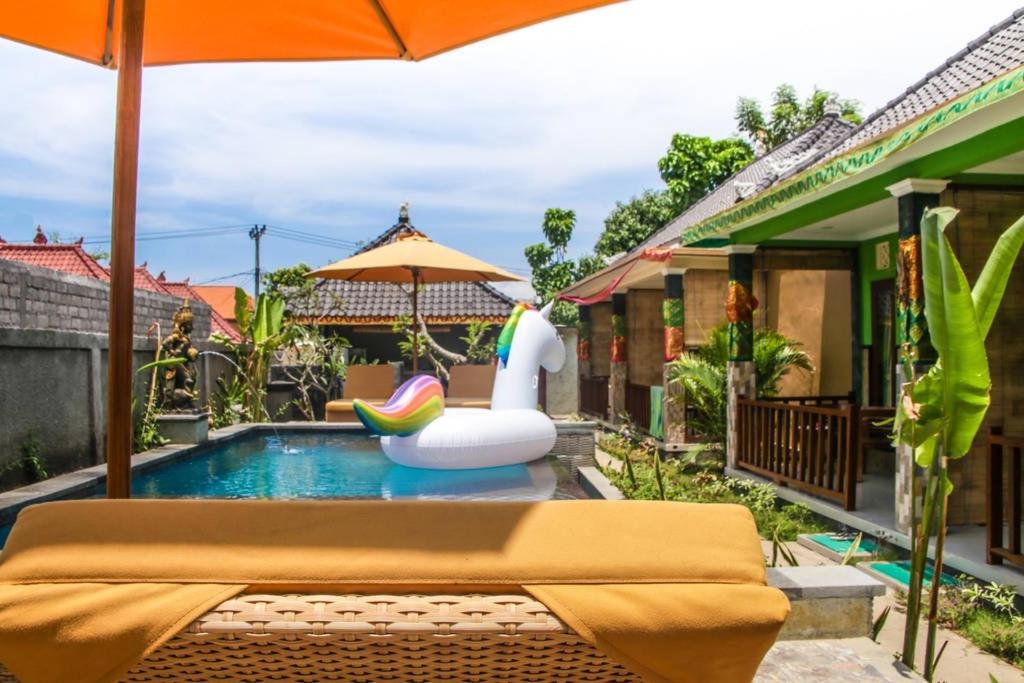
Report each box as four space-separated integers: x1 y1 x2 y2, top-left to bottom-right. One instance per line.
0 0 1020 274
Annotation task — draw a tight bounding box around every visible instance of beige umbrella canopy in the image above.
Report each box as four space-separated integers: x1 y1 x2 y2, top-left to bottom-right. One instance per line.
0 0 619 498
309 227 522 373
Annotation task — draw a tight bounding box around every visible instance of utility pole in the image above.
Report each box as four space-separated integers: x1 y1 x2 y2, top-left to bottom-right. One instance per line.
249 224 267 300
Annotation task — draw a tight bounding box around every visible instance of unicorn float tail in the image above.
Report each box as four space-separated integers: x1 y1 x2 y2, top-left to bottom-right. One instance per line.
353 374 445 437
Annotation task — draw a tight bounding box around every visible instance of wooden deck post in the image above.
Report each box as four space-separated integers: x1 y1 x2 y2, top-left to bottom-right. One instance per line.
987 426 1004 564
106 0 147 498
844 402 860 511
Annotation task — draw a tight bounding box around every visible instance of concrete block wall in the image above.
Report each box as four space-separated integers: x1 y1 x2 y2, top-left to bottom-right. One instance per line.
0 259 211 338
0 259 219 490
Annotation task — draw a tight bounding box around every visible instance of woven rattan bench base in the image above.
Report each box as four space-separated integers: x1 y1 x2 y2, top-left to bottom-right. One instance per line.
2 594 642 682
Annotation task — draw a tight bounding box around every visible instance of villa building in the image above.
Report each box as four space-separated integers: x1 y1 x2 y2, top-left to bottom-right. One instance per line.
289 209 515 365
563 9 1024 586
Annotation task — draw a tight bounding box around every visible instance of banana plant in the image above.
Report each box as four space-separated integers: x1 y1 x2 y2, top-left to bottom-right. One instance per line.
895 208 1024 678
212 289 292 422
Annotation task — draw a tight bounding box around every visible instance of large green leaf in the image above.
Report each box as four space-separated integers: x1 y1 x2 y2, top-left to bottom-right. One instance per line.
972 212 1024 340
233 287 252 337
136 357 186 375
919 208 990 458
266 296 285 337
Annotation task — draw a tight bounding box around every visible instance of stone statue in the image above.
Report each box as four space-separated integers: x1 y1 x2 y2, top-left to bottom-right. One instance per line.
160 301 200 411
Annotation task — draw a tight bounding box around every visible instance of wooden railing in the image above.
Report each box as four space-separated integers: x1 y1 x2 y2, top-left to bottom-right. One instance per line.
761 392 856 406
625 383 651 432
736 397 860 510
579 376 609 420
988 427 1023 568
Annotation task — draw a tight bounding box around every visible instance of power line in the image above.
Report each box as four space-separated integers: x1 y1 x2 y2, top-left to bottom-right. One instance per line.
194 269 255 285
265 231 355 251
265 224 360 248
77 223 252 244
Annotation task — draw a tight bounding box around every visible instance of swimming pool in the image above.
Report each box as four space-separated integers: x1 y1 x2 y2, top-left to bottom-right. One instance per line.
0 428 587 547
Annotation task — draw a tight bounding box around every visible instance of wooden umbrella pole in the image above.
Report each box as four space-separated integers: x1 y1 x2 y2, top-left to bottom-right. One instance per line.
106 0 147 498
411 268 419 374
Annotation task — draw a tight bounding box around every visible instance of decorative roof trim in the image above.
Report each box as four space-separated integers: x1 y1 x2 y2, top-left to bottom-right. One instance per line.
677 64 1024 245
293 315 509 326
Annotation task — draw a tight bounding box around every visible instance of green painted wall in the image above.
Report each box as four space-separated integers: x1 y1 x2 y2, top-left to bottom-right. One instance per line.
858 233 897 345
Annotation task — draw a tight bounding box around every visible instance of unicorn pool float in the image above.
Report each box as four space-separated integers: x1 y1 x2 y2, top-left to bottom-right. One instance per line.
353 302 565 469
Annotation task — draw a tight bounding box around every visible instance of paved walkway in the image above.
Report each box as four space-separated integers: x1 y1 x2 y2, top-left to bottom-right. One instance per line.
758 639 920 681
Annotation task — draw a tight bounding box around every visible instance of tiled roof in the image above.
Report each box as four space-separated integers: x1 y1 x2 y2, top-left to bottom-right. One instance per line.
628 8 1024 254
160 277 242 342
0 242 110 280
291 215 516 324
826 9 1024 158
293 279 517 324
133 264 175 295
191 285 249 323
635 113 857 251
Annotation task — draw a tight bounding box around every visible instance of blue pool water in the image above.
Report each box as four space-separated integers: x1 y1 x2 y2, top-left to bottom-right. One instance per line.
0 430 580 547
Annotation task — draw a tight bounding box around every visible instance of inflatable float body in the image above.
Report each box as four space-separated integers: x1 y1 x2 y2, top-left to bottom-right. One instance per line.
354 302 565 469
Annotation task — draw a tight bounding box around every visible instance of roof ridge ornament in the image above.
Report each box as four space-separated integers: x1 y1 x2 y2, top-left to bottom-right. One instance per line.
824 95 842 117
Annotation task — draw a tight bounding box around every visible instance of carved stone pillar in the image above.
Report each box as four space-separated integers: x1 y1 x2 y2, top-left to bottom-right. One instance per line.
577 305 591 379
887 178 947 533
726 247 758 469
609 292 627 424
662 271 687 446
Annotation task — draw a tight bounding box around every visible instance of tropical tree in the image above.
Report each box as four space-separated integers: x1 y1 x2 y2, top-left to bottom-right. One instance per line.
666 325 814 445
657 133 754 212
211 289 292 422
525 208 603 325
736 84 862 152
894 208 1024 679
262 263 313 298
594 189 677 259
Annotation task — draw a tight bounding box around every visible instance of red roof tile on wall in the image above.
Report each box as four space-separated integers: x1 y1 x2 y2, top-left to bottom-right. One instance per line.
0 243 110 280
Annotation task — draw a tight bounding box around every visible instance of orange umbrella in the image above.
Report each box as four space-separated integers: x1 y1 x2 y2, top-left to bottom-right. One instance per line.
308 229 522 373
0 0 621 498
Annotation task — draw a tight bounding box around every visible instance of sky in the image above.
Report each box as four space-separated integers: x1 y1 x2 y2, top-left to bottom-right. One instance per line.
0 0 1020 298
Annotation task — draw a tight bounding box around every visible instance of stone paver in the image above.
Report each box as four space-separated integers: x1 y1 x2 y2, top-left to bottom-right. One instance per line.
757 638 921 681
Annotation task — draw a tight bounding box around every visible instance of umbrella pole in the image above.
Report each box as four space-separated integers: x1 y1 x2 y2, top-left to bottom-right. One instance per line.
411 269 419 374
106 0 147 498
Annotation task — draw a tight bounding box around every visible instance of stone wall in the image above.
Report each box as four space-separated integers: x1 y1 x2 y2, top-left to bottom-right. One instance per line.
588 302 612 377
942 185 1024 525
683 269 728 347
544 326 578 417
626 289 663 388
0 260 219 489
0 258 211 338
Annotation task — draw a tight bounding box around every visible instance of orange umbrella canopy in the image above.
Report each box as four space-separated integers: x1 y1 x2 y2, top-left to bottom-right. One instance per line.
308 231 522 284
0 0 619 497
0 0 622 67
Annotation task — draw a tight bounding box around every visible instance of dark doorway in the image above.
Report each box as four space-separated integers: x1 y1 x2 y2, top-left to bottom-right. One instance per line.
868 279 896 407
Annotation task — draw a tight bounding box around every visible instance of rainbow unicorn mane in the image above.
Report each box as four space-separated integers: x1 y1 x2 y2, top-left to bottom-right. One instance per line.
496 302 534 366
353 375 444 437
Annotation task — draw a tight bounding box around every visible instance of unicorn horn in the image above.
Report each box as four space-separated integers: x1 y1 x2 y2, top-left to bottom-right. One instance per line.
540 301 555 320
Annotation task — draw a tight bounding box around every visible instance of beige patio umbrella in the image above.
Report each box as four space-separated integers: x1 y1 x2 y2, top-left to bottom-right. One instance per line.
308 229 522 373
0 0 620 498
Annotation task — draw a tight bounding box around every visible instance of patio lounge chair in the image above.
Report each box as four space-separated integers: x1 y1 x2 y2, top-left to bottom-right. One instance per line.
10 593 640 682
326 365 396 423
0 500 790 683
445 363 496 409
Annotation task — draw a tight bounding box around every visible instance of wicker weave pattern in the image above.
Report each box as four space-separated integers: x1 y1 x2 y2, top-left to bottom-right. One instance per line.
99 594 642 682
